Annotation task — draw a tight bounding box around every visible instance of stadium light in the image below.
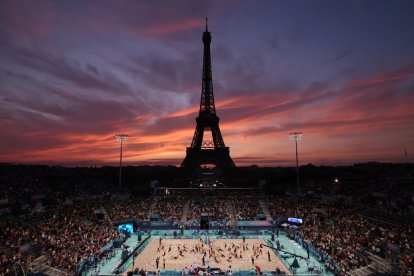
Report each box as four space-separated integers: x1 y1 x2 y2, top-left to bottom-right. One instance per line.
289 131 302 194
116 134 129 189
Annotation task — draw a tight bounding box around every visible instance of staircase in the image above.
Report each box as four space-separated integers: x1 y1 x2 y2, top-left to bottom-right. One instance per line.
359 208 408 227
30 255 72 276
43 266 72 276
12 262 25 276
181 199 190 223
101 207 113 225
346 252 399 276
367 252 397 273
258 199 273 220
225 199 237 229
346 263 378 276
148 197 159 219
30 255 47 274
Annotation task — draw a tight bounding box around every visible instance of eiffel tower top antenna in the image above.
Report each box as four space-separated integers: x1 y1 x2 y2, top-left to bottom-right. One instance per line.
200 16 214 114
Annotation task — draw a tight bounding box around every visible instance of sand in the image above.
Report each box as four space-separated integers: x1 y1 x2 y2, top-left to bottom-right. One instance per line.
125 238 288 274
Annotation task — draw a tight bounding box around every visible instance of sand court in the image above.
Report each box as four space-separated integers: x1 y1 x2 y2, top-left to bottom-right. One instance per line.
128 238 289 273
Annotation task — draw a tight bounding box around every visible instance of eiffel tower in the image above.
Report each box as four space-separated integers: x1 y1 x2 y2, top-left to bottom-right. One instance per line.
181 20 236 171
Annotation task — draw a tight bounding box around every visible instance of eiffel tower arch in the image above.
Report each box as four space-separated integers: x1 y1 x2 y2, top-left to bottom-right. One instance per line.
181 20 236 173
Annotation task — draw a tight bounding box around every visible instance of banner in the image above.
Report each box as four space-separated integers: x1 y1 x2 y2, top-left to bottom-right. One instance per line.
139 221 179 229
237 221 272 227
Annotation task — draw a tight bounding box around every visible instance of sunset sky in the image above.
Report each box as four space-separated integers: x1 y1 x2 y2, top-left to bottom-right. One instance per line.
1 1 414 167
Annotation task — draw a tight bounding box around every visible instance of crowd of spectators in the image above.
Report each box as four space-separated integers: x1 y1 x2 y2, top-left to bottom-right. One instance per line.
0 165 119 220
188 195 230 221
1 220 35 275
265 195 414 274
232 196 263 220
330 164 414 217
105 198 152 221
0 165 123 275
1 204 118 275
266 197 343 223
152 196 185 221
298 214 413 272
36 204 118 271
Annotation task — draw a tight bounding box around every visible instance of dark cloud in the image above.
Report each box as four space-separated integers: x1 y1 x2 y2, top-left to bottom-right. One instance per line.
284 21 306 44
323 49 354 65
267 36 282 50
3 45 131 95
121 49 200 94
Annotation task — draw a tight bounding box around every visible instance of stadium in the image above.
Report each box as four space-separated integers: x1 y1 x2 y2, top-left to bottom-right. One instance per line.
1 164 413 276
1 2 414 276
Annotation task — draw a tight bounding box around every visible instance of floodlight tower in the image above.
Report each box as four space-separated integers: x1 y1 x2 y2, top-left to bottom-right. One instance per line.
289 131 302 194
116 134 129 189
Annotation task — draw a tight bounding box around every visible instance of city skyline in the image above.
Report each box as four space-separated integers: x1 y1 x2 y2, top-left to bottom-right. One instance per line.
1 1 414 166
